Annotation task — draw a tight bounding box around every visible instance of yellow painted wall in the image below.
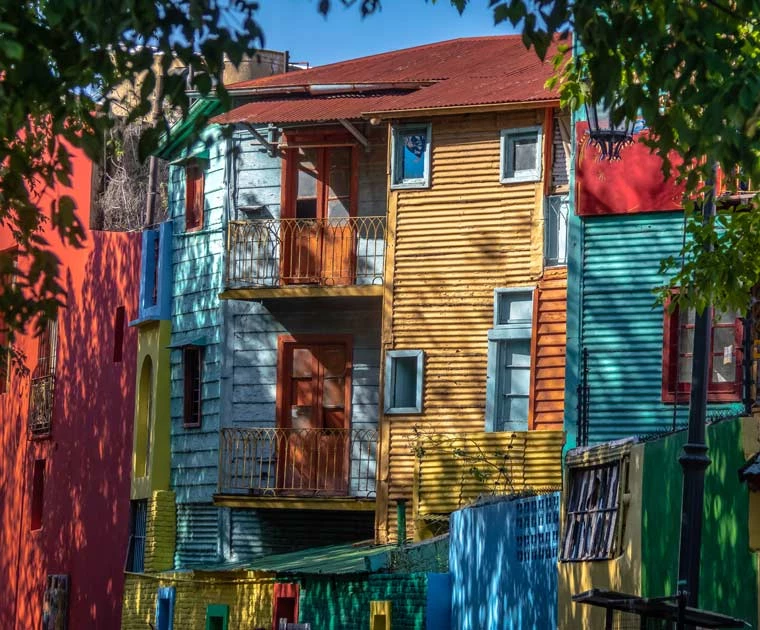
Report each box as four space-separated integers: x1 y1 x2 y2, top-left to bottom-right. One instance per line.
144 490 177 573
376 109 552 543
132 320 172 499
121 571 275 630
557 443 644 629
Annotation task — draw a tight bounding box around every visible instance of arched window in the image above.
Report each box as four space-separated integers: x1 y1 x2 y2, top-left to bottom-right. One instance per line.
135 356 154 477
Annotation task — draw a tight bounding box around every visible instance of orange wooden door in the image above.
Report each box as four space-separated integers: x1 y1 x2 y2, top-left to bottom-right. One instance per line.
277 338 351 495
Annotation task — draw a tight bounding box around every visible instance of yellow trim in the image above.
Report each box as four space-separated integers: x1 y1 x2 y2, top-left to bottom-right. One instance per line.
212 494 376 512
370 600 392 630
219 285 383 300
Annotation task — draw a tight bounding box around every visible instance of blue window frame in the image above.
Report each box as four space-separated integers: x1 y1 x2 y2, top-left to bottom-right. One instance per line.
384 349 424 414
485 288 534 432
500 126 543 184
156 586 176 630
391 124 432 189
135 220 173 323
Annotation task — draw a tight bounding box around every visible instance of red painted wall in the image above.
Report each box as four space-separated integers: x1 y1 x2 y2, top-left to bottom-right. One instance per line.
575 121 685 216
0 143 140 629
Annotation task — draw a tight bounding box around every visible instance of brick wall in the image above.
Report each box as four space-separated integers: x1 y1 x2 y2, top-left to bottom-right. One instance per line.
144 490 177 572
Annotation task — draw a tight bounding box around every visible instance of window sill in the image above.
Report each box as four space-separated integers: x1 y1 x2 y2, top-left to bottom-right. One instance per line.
390 181 430 191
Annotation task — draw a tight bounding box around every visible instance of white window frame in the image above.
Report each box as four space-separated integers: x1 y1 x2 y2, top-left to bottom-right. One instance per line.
384 349 424 414
390 123 432 190
544 194 569 267
485 287 534 432
500 126 543 184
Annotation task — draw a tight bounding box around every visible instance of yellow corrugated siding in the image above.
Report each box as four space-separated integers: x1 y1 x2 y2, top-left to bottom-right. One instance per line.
414 430 565 517
378 110 552 542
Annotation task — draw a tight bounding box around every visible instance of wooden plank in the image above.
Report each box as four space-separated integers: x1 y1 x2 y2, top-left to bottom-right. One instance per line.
213 494 376 511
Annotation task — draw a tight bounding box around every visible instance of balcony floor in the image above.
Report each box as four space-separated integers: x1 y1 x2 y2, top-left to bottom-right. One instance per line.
220 285 383 300
213 493 376 511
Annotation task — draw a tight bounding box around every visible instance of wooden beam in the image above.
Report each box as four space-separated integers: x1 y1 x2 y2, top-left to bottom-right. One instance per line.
242 123 279 157
339 119 370 152
219 285 384 300
213 494 376 512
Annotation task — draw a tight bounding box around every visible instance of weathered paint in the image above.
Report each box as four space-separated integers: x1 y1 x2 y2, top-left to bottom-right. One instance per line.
0 144 140 628
131 319 172 499
377 109 556 542
120 571 275 630
640 417 758 627
144 490 177 573
557 442 644 629
450 493 560 630
532 266 567 430
413 430 564 523
576 212 743 444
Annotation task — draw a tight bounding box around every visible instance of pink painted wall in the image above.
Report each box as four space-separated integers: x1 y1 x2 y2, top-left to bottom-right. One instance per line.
0 142 140 629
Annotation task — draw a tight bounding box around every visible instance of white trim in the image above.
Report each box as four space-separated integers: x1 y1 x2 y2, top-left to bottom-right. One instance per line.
500 125 543 184
384 349 424 414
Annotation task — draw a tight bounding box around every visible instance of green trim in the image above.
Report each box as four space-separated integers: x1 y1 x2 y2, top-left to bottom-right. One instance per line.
156 98 224 160
205 604 229 630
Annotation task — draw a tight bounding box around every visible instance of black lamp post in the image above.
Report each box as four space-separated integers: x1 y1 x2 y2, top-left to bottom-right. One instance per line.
585 99 634 160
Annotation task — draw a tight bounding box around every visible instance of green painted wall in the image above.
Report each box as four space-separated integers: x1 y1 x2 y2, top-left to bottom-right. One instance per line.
641 418 758 626
297 573 429 630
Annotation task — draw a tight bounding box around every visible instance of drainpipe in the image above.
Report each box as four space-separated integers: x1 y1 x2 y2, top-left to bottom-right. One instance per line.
145 63 166 228
396 499 406 546
676 163 717 625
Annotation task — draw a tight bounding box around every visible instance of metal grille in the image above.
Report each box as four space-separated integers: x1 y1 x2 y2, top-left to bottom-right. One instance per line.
561 460 624 561
515 493 560 562
125 499 147 572
545 194 569 266
183 347 203 427
226 217 386 288
42 574 69 630
219 427 377 497
29 319 58 437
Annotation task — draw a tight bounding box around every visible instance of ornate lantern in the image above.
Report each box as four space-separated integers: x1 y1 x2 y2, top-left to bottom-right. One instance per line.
584 99 634 160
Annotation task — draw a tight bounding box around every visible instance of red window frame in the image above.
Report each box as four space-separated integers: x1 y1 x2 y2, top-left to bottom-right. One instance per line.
183 346 203 428
185 161 205 232
662 300 743 403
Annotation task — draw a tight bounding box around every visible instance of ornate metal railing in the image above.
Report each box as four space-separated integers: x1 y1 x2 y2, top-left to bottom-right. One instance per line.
218 427 377 498
29 374 55 436
226 217 386 288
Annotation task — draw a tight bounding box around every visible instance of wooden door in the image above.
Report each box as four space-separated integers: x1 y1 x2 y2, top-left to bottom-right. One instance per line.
281 145 357 286
277 337 352 495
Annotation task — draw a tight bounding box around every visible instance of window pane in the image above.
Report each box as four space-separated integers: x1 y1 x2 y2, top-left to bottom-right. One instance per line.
392 356 418 408
496 396 528 431
712 359 736 383
329 148 351 199
328 198 349 219
497 292 532 325
513 135 537 172
713 327 735 352
678 357 692 384
679 328 695 354
715 309 738 325
680 308 696 326
505 341 531 369
297 149 318 199
401 132 427 180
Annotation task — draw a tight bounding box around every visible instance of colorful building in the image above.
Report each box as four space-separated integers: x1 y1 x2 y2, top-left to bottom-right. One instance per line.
0 143 141 628
120 35 571 629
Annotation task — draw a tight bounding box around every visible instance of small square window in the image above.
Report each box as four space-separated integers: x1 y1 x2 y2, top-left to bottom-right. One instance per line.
183 347 203 428
391 124 432 189
501 126 543 183
185 161 205 231
384 350 424 414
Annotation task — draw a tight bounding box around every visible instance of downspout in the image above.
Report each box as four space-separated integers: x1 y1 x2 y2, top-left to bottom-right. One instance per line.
145 63 166 227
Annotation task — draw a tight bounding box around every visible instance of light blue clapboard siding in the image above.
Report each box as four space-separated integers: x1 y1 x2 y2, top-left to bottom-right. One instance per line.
579 212 743 444
175 503 220 568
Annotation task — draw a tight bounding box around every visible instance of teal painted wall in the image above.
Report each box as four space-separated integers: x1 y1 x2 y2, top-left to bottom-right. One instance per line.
297 573 429 630
640 418 758 626
576 212 742 444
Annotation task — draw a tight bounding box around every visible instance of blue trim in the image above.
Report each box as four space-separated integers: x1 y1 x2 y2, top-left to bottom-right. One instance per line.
384 349 424 414
133 221 173 324
156 586 176 630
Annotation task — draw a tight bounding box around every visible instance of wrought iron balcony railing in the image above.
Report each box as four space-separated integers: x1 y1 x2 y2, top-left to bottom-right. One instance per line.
29 374 55 437
218 427 377 498
226 217 386 288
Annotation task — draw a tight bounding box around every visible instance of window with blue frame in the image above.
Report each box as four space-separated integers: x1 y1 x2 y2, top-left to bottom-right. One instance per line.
137 221 172 321
384 349 424 414
485 288 534 432
155 586 175 630
391 124 432 189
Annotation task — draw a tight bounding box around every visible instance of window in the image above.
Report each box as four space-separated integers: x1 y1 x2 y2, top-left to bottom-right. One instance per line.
273 583 300 630
29 318 58 437
391 123 432 189
384 350 424 414
662 303 743 402
544 194 569 267
0 247 17 394
125 499 147 572
206 604 229 630
113 306 126 363
370 601 391 630
183 346 203 427
138 221 173 320
486 288 534 432
185 161 205 231
31 459 45 531
155 586 176 630
42 574 69 630
561 460 625 561
500 126 543 183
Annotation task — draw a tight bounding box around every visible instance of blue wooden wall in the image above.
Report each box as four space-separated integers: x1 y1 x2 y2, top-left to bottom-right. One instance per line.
449 493 560 630
569 212 743 445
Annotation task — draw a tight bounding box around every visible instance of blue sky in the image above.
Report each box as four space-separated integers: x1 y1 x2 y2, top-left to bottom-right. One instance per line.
253 1 517 67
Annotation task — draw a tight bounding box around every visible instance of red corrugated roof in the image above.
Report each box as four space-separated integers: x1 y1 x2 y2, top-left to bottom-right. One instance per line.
214 35 565 125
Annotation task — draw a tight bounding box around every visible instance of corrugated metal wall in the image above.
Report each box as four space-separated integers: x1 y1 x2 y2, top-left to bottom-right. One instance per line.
175 503 220 568
378 110 550 541
414 430 564 519
532 266 567 430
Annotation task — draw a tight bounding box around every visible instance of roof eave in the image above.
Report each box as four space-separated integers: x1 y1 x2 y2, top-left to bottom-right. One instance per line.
362 97 562 119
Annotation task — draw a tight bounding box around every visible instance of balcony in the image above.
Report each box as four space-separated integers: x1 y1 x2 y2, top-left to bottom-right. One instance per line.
216 427 378 511
29 374 55 437
222 217 386 299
